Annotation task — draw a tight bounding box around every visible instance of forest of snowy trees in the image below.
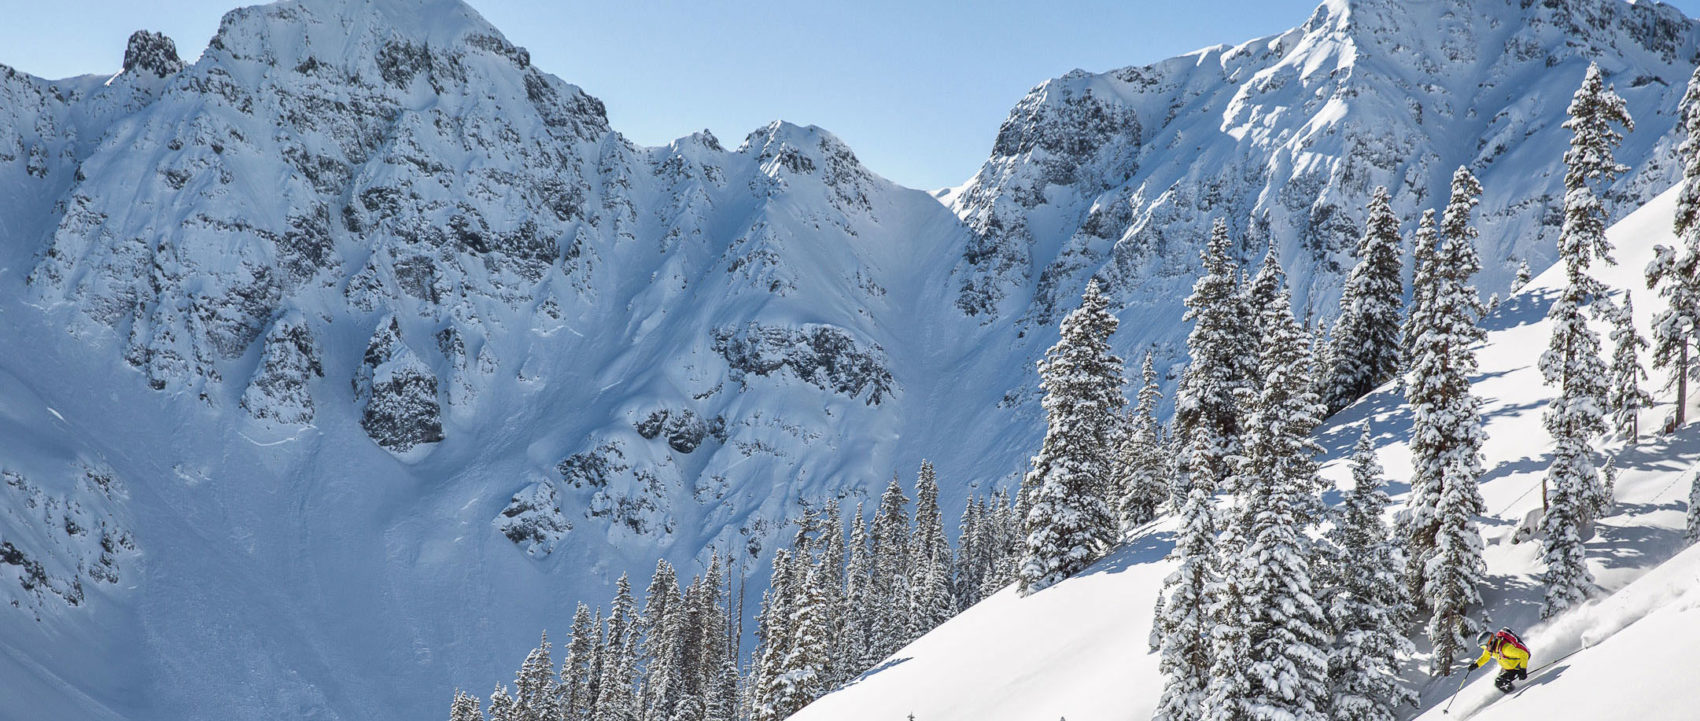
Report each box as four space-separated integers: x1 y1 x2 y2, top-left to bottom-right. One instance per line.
447 63 1700 721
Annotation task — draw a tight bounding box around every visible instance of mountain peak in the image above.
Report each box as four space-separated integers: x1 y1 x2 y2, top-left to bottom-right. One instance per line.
122 30 184 77
206 0 523 71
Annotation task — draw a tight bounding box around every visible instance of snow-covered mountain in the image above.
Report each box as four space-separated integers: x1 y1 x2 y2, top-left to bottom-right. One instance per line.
794 176 1700 721
952 0 1698 345
3 0 1700 719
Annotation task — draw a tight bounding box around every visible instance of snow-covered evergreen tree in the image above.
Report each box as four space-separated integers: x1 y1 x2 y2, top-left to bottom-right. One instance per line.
1226 280 1332 720
593 575 640 721
512 633 560 721
766 563 833 720
1117 351 1168 526
488 685 516 721
1513 259 1532 294
638 561 682 721
1610 293 1653 443
1687 473 1700 547
1650 66 1700 430
1400 210 1440 380
1176 220 1253 494
953 496 986 610
1326 186 1405 414
814 501 848 688
844 504 875 672
1325 431 1416 721
1018 281 1126 595
910 461 955 633
870 476 913 653
451 689 485 721
1407 167 1490 676
1152 439 1217 721
561 604 599 721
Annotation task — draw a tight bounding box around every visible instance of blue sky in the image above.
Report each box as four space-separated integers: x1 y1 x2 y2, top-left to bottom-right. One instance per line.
5 0 1700 190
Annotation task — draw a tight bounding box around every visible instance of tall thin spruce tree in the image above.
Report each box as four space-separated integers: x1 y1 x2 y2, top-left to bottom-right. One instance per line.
1152 430 1219 721
870 476 912 653
1176 220 1254 496
1407 167 1489 676
910 461 955 633
1649 65 1700 430
1117 351 1168 526
1325 431 1416 721
1326 186 1405 414
1018 281 1126 595
451 689 486 721
1541 63 1633 618
1609 293 1653 443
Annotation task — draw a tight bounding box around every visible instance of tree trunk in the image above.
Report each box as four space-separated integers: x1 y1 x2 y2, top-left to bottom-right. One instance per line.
1680 339 1690 429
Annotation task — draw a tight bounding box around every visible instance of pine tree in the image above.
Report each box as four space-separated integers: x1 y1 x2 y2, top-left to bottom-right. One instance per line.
1609 293 1653 443
639 561 682 721
1650 66 1700 430
750 548 794 721
451 689 486 721
561 604 599 721
1152 442 1217 721
1400 210 1440 381
1325 431 1416 721
594 575 640 721
1019 281 1126 595
870 476 913 654
953 495 985 610
1176 220 1254 494
1687 473 1700 546
1539 64 1633 619
767 563 833 719
844 504 875 672
814 501 848 688
488 685 516 721
1408 167 1490 676
1326 186 1405 414
1226 279 1332 720
1117 351 1168 526
910 461 954 633
1513 259 1533 293
513 632 561 721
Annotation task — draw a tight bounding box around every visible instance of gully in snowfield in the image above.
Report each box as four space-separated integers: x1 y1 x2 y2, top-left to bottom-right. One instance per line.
1469 628 1531 692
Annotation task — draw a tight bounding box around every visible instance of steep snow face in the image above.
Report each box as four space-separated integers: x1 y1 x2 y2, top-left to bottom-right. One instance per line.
796 184 1700 721
952 0 1698 341
0 2 1030 719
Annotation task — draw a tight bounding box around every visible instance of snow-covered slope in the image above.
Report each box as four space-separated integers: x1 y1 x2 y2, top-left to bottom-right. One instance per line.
794 185 1700 720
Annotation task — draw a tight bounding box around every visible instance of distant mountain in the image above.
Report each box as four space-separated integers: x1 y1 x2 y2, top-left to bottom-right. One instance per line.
0 0 1697 719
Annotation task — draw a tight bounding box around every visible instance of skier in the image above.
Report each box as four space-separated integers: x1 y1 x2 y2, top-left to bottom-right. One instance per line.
1468 628 1531 692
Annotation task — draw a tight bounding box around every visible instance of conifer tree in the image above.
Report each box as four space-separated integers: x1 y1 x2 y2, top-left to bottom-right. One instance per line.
1326 186 1405 414
1176 220 1253 494
513 632 561 721
1513 259 1532 293
871 476 913 653
767 564 833 719
1228 280 1332 720
1407 167 1489 675
910 461 954 632
451 689 486 721
980 491 1020 599
1687 475 1700 546
954 496 986 609
1540 64 1633 619
488 685 516 721
814 501 848 687
844 504 875 672
1650 66 1700 430
1609 293 1653 443
561 604 599 721
750 548 794 721
638 561 682 721
1019 281 1126 595
1117 351 1168 526
1152 438 1217 721
1400 210 1441 380
1325 432 1416 721
594 575 640 721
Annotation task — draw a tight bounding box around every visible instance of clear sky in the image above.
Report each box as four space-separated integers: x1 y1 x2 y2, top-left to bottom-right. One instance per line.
5 0 1700 190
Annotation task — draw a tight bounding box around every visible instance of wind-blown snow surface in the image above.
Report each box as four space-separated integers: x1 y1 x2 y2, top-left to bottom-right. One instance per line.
793 186 1700 721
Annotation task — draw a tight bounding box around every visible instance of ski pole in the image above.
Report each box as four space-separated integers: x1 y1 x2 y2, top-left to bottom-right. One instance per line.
1442 667 1471 715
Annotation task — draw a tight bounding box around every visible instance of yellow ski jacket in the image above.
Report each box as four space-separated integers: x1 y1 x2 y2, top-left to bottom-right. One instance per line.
1473 639 1530 671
